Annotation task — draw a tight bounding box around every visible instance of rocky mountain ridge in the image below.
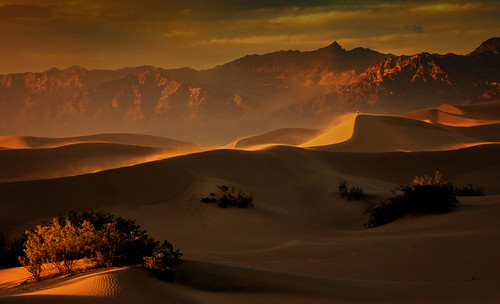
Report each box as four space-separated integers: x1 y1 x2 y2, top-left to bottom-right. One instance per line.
0 37 499 143
279 37 500 124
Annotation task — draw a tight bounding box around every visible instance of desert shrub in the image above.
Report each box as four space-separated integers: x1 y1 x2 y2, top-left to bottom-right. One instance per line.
201 185 254 208
19 219 82 278
200 197 216 203
454 184 485 196
64 210 157 267
217 185 254 208
18 211 180 281
143 240 183 281
365 171 459 228
338 180 366 201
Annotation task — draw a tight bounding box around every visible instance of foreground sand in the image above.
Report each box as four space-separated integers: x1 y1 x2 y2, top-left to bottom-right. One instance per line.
1 102 500 303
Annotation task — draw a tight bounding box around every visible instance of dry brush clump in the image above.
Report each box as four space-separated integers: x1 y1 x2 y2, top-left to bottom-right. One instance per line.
338 180 366 201
201 185 254 208
365 171 460 228
17 211 181 281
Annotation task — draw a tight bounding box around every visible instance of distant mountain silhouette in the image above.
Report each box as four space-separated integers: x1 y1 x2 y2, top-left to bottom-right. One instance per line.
279 37 500 125
0 38 498 143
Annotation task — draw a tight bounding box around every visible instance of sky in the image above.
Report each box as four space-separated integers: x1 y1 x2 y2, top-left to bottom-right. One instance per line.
0 0 499 74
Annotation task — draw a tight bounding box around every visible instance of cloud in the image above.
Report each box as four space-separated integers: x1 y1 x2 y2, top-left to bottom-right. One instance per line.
411 2 482 12
269 10 338 25
405 24 425 33
0 0 499 73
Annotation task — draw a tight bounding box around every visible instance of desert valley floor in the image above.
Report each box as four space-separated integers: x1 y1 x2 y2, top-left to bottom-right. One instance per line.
1 101 500 303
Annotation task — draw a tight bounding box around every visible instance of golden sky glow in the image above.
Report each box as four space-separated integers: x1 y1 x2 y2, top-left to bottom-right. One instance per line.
0 0 499 73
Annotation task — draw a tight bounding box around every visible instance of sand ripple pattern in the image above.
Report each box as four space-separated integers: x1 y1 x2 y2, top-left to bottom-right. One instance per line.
26 271 122 297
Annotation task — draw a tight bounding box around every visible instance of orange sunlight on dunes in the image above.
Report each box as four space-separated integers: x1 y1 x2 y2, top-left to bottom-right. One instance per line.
311 114 484 152
1 12 500 303
300 113 357 148
229 128 322 150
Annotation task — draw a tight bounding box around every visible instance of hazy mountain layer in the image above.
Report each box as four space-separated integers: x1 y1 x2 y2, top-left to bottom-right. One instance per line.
1 38 499 143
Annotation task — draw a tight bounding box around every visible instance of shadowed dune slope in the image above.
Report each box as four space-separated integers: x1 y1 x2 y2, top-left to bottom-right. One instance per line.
0 133 198 149
448 123 500 142
232 128 321 149
0 144 499 238
0 143 198 182
312 114 487 152
1 144 500 303
2 260 500 304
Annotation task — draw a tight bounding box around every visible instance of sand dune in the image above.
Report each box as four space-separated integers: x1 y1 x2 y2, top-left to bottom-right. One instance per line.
0 142 202 182
2 191 500 304
0 133 198 150
300 113 357 148
1 104 500 302
0 143 499 238
0 133 203 182
402 102 500 126
1 144 499 302
230 128 321 149
0 267 196 304
309 114 487 152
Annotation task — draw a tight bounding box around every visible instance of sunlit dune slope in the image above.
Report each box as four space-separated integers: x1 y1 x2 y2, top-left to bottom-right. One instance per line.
0 267 195 304
402 102 500 126
0 143 202 182
310 114 487 152
0 133 198 149
300 113 357 148
230 128 321 149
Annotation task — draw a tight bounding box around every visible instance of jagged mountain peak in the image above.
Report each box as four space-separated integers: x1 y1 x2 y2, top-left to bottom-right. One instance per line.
468 37 500 56
321 41 344 52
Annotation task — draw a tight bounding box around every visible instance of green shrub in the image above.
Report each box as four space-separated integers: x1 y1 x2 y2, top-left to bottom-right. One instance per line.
365 172 459 228
338 180 366 201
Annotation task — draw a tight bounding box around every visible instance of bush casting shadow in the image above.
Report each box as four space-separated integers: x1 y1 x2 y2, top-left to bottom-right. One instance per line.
365 172 459 228
17 211 181 281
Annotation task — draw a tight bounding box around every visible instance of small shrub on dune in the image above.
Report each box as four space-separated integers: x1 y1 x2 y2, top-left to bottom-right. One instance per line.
338 180 366 201
217 185 254 208
201 185 254 208
365 171 459 228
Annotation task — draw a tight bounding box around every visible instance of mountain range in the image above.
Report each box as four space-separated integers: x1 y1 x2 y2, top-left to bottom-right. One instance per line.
0 37 499 143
